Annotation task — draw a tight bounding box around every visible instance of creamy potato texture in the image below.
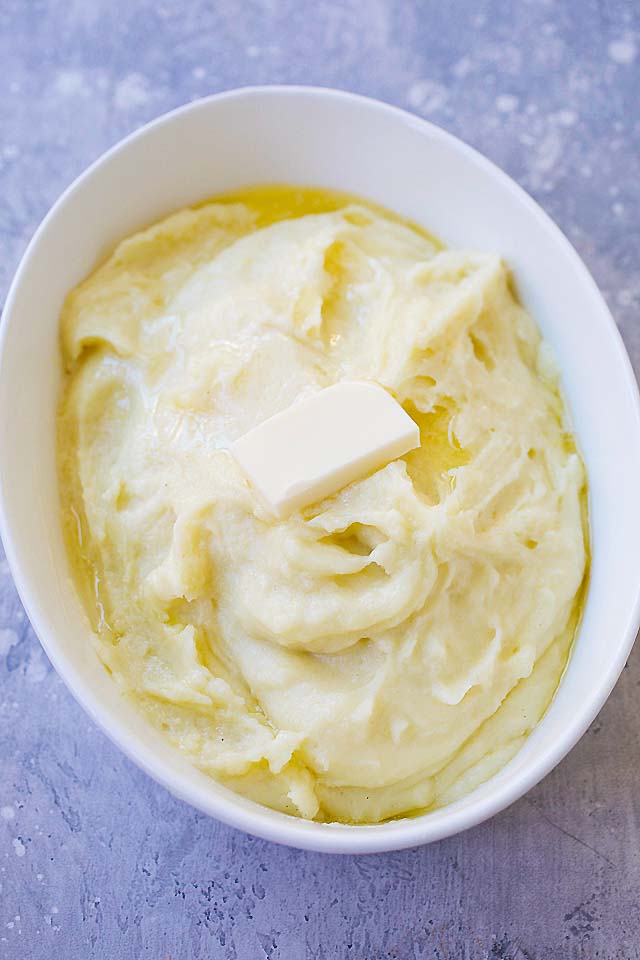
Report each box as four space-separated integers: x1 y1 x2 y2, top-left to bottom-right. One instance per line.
59 187 587 823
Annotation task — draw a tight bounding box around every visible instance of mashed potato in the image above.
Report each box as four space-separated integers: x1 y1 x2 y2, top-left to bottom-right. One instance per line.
58 186 587 823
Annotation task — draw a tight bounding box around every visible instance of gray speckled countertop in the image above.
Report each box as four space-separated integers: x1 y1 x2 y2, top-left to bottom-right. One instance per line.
2 1 640 957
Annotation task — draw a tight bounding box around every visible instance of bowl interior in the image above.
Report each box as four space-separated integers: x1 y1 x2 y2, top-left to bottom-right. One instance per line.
1 87 639 853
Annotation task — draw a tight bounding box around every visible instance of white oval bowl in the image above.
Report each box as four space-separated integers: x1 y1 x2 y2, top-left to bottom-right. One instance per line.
1 86 639 854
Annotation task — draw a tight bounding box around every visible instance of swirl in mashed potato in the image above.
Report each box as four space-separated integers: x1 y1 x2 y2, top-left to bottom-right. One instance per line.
58 186 588 823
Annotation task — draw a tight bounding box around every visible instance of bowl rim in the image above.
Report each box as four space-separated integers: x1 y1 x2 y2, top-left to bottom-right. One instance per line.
1 84 640 854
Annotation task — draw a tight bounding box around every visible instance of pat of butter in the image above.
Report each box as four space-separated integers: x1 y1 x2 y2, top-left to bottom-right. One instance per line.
230 381 420 517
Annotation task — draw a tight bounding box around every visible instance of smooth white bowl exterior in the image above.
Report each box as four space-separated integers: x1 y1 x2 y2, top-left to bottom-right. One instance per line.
1 87 639 854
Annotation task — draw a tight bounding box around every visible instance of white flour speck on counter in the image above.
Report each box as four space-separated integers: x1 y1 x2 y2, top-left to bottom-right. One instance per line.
11 839 25 858
608 36 637 64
